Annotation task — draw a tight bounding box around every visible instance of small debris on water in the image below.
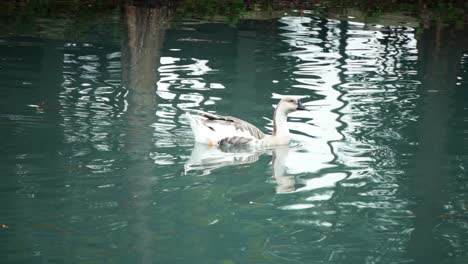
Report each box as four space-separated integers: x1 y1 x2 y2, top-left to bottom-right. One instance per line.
208 219 219 225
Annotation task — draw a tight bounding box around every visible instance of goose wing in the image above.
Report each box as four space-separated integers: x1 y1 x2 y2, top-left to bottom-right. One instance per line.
186 110 266 145
201 112 266 140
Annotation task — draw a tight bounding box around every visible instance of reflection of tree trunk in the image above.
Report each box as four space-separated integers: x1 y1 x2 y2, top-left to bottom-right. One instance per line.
408 23 467 263
124 5 166 113
122 5 167 264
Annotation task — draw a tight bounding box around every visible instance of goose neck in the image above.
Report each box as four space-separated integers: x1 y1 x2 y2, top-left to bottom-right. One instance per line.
273 107 290 138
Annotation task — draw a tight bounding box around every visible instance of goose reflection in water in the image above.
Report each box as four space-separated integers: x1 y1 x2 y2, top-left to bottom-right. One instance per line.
184 144 297 193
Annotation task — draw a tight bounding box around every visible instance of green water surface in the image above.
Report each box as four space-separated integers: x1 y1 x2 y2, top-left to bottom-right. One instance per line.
1 5 468 264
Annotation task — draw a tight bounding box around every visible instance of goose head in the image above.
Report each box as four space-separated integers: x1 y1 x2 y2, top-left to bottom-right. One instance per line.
277 97 308 114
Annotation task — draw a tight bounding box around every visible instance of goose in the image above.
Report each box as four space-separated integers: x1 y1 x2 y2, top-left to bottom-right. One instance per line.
185 97 308 147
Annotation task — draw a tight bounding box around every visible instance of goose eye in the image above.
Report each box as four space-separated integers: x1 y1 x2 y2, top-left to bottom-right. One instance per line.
289 99 295 103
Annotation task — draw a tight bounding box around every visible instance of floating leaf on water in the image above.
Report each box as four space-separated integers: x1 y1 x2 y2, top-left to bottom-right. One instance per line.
437 214 452 219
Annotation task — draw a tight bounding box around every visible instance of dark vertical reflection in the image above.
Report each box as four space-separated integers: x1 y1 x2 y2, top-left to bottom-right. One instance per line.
121 4 168 263
233 27 257 115
0 37 64 263
408 23 468 263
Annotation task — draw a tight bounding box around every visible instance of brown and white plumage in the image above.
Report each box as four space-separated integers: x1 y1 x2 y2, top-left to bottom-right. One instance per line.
186 97 308 147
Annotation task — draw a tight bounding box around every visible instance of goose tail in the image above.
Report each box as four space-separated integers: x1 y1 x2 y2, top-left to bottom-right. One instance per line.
185 111 218 145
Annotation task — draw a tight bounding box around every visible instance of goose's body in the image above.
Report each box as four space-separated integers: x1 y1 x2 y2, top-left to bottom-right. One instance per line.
186 97 307 147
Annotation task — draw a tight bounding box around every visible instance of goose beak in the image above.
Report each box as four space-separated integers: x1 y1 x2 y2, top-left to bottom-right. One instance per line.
297 100 308 111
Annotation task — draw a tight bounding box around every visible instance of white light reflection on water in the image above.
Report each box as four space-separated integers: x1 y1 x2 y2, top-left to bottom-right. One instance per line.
152 55 225 164
157 56 223 98
279 15 419 180
60 44 126 153
279 16 344 197
276 17 420 252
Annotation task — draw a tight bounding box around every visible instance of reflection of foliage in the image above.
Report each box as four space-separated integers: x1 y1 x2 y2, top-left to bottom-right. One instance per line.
177 0 245 24
1 0 466 26
0 0 123 43
430 1 465 25
2 0 120 17
319 0 466 25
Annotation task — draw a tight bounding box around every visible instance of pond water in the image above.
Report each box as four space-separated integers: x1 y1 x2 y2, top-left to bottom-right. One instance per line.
1 6 468 264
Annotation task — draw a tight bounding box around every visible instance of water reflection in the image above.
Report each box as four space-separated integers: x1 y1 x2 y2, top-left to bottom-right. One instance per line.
271 145 295 193
185 144 299 193
185 144 263 176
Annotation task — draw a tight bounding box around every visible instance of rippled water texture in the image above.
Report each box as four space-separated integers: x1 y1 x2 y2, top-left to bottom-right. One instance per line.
1 7 468 264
